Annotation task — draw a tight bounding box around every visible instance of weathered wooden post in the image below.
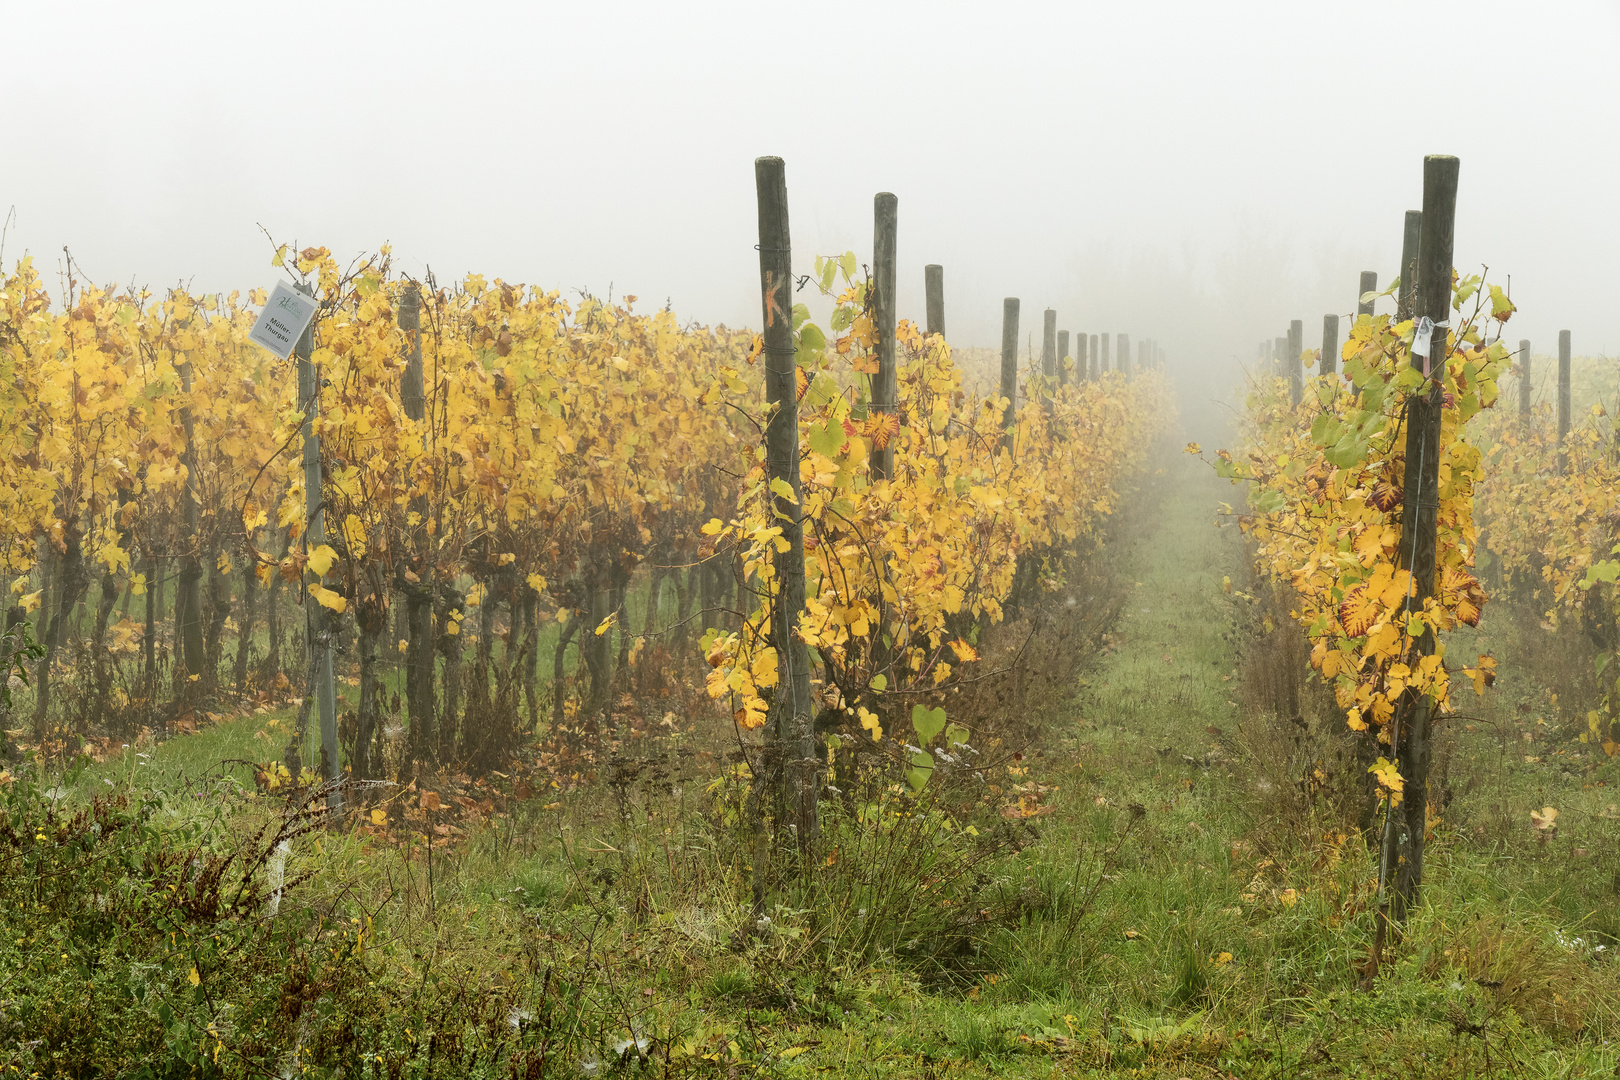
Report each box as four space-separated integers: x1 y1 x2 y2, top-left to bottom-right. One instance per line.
1387 155 1459 929
1041 309 1057 406
1517 339 1532 419
1397 210 1422 321
1358 271 1378 318
1091 334 1101 379
1000 299 1020 449
1321 314 1340 377
295 283 341 807
1287 319 1303 404
1117 333 1130 378
871 192 898 482
1076 331 1087 385
175 339 204 692
1057 330 1069 387
1273 336 1287 377
1558 329 1572 473
1041 310 1057 376
755 156 817 849
924 263 945 338
399 286 436 768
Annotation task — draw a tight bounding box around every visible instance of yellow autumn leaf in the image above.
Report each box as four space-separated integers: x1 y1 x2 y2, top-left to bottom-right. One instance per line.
369 808 387 826
1368 756 1404 802
857 706 883 741
749 646 780 689
188 966 201 986
309 584 347 612
342 514 367 557
306 543 338 578
769 476 798 505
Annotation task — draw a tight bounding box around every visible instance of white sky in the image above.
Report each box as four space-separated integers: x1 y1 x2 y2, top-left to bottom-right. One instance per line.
5 0 1617 412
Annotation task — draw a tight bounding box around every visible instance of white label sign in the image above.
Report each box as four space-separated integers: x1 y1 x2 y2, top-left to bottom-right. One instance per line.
249 280 319 360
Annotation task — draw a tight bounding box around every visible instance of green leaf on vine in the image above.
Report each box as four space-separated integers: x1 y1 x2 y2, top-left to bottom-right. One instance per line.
912 704 947 745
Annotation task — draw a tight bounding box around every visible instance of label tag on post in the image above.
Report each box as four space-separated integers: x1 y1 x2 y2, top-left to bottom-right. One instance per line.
249 280 319 359
1411 315 1436 376
1411 316 1435 360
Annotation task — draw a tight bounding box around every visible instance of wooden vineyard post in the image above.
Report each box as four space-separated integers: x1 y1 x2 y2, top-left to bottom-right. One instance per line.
1386 154 1459 927
1041 309 1057 406
295 283 341 807
1321 314 1340 378
1288 319 1303 404
1076 332 1088 384
399 285 435 767
1518 339 1532 419
1273 336 1287 378
754 156 817 851
872 192 898 482
1000 298 1020 450
1558 330 1572 473
1358 271 1378 318
1117 333 1130 378
1397 210 1422 321
1096 333 1106 377
1057 330 1069 387
924 263 945 338
174 335 204 702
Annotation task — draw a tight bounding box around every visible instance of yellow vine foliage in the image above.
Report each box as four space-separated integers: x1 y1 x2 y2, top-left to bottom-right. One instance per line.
1474 388 1620 755
1214 274 1510 750
1 239 1162 756
701 255 1168 734
0 248 752 675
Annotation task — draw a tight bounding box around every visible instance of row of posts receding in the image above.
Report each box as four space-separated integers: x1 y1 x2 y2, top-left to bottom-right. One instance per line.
1261 282 1575 463
753 162 1171 852
871 201 1166 401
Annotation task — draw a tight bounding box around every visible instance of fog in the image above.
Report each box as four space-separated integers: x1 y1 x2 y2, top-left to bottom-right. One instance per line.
5 0 1616 425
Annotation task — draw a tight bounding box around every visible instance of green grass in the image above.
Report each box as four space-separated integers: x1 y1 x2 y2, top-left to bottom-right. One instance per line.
11 444 1620 1078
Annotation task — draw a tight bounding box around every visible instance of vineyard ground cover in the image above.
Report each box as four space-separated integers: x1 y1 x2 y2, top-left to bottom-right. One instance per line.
7 444 1620 1077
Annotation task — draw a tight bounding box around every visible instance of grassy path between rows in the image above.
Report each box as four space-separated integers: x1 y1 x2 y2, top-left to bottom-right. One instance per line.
809 448 1619 1078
